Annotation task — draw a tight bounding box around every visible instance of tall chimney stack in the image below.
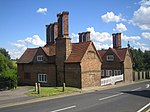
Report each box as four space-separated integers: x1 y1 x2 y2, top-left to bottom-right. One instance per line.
46 24 50 45
57 11 69 38
57 13 62 37
112 33 121 48
62 11 69 37
53 22 58 42
78 31 91 43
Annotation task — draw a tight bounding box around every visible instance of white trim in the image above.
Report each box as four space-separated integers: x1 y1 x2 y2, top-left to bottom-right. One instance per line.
106 55 114 61
106 70 112 76
114 70 121 76
101 70 105 76
37 55 43 61
38 74 47 83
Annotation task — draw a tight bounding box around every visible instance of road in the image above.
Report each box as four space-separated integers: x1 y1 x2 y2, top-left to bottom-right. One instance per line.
0 81 150 112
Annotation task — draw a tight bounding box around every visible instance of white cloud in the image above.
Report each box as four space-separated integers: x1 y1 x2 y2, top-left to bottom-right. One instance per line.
36 8 47 14
10 35 45 59
101 12 124 23
114 23 127 32
131 1 150 30
139 0 150 6
87 27 111 42
122 34 141 42
134 41 150 51
141 32 150 40
18 35 45 47
94 42 113 50
71 33 78 43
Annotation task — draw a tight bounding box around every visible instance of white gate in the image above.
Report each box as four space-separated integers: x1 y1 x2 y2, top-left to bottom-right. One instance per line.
101 74 123 86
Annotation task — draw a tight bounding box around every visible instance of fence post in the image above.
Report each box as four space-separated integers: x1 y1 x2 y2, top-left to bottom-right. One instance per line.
37 83 41 94
35 83 38 92
62 83 65 92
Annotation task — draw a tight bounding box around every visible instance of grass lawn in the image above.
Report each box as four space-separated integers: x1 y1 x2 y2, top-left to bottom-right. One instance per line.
26 86 80 97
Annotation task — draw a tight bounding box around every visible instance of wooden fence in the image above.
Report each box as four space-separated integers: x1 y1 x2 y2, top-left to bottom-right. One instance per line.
133 71 150 81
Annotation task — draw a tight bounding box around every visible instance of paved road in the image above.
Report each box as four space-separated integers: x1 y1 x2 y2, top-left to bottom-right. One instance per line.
0 81 150 112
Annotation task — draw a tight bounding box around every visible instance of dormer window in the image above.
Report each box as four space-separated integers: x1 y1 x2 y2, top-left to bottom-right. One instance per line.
107 55 114 61
37 55 43 61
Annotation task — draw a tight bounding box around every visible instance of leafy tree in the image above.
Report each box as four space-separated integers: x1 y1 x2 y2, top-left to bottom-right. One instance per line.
0 48 11 60
143 50 150 70
130 48 150 71
0 48 17 89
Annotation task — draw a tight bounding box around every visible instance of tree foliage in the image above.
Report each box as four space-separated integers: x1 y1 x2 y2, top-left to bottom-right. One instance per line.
0 48 11 60
0 48 17 89
130 48 150 71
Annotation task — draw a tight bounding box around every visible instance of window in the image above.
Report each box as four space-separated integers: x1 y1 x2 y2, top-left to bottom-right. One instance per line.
101 70 105 76
37 55 43 61
114 70 121 76
38 74 47 83
106 70 112 76
106 55 114 61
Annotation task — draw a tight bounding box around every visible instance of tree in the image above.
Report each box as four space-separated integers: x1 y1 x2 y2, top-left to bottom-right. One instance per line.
0 48 11 59
130 48 150 71
0 48 17 89
143 50 150 70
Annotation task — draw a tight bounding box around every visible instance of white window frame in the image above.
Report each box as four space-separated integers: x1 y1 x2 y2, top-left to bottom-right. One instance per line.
101 70 105 76
37 55 43 61
106 55 114 61
114 70 121 76
106 70 112 76
38 74 47 83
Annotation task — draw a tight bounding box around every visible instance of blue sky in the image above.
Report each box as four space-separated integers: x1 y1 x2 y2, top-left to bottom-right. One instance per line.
0 0 150 59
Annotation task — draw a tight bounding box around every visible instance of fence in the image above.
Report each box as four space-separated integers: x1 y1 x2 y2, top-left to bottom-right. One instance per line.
101 74 123 86
133 71 150 81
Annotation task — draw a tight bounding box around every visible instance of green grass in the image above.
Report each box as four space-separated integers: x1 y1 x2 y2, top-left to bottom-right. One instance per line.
26 87 80 97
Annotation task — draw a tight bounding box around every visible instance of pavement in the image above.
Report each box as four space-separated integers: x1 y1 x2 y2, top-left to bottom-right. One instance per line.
0 80 149 109
0 86 35 107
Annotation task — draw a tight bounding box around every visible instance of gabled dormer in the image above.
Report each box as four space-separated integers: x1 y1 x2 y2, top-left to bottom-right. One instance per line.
102 48 122 63
33 47 48 63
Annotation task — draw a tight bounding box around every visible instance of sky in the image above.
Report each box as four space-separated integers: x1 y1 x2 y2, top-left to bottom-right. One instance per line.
0 0 150 59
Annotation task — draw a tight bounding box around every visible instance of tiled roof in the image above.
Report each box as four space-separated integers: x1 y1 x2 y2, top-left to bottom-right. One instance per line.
42 44 56 56
17 44 56 64
115 48 127 61
98 50 107 58
17 48 38 63
98 48 128 62
65 41 91 63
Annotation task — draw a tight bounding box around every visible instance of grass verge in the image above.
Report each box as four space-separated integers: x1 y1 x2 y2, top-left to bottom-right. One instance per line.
26 87 80 97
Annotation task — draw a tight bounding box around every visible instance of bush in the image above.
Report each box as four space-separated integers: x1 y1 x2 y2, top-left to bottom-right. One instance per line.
0 53 17 89
0 69 17 89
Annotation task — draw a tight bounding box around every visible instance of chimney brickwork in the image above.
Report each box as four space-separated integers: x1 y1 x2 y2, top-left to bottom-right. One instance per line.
56 11 72 86
78 31 91 43
46 22 58 45
112 33 121 49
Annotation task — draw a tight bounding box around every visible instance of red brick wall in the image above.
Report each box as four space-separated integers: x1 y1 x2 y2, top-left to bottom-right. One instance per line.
18 63 56 86
65 63 81 88
81 43 101 88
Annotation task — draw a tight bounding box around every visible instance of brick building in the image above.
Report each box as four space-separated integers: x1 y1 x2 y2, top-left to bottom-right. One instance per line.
98 33 133 83
17 11 102 88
